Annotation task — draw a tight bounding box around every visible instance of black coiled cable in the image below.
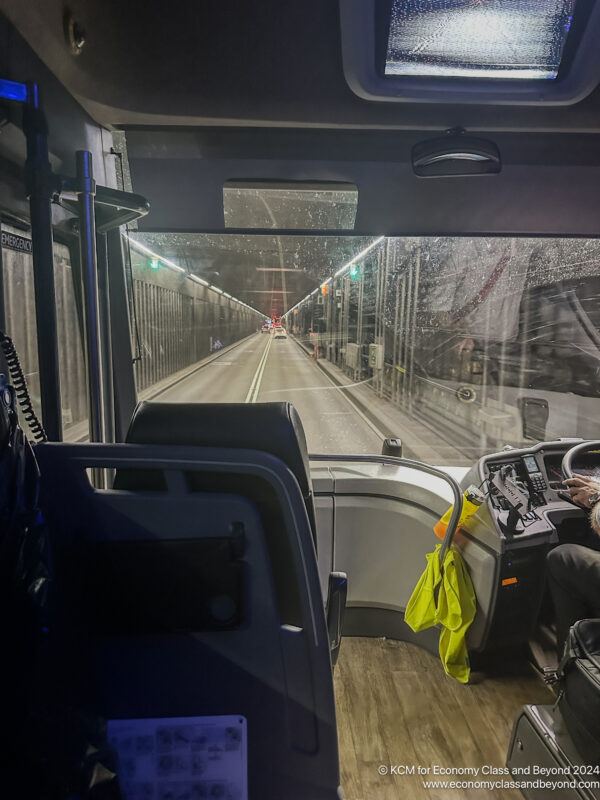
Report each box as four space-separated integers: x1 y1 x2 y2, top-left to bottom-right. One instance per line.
0 332 47 443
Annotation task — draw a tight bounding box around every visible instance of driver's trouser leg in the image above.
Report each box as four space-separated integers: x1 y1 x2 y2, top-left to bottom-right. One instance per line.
546 543 600 655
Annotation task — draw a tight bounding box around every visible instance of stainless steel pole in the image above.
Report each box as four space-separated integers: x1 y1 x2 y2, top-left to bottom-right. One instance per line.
96 231 115 443
76 150 105 452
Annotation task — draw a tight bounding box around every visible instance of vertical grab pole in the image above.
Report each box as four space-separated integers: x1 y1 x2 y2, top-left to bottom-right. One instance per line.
23 83 63 441
96 232 115 444
76 150 106 462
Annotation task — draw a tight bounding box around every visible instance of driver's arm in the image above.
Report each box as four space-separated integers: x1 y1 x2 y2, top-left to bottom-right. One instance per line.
564 475 600 534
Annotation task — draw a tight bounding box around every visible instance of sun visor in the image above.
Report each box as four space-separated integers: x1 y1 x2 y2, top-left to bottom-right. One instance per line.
126 129 600 237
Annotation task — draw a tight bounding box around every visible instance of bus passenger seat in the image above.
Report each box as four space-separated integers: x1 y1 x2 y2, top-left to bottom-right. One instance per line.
36 424 342 799
120 401 317 538
119 401 347 663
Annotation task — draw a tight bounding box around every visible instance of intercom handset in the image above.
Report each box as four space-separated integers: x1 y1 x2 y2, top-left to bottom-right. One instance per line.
490 464 532 535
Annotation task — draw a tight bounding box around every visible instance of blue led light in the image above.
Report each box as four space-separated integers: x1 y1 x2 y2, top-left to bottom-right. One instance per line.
0 78 28 103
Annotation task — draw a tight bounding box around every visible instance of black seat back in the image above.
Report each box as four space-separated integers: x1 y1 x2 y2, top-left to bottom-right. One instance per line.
37 441 340 799
117 401 318 540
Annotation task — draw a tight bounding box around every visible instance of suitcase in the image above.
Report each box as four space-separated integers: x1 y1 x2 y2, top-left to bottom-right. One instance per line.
507 704 600 800
559 618 600 767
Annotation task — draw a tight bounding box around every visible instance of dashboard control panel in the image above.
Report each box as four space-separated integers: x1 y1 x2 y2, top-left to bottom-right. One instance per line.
487 458 546 515
467 440 591 542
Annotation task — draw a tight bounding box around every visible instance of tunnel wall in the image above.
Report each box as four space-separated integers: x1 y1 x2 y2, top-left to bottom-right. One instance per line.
286 237 600 458
128 244 262 393
1 223 261 439
1 221 88 434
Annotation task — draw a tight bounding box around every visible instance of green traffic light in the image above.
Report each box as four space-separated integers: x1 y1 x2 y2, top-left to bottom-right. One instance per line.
150 258 160 270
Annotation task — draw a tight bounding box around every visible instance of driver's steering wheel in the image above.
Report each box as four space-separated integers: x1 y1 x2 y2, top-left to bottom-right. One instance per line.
561 440 600 481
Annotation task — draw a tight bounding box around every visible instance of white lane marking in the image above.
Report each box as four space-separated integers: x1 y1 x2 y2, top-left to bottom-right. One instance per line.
209 362 233 366
249 337 272 403
144 332 261 402
245 335 272 403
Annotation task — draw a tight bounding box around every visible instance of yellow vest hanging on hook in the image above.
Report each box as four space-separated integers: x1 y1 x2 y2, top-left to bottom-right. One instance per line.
404 543 476 683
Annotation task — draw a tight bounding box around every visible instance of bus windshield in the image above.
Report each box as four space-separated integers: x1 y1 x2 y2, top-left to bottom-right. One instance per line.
119 232 600 464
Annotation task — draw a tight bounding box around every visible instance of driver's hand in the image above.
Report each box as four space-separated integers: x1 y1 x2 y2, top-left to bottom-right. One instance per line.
564 475 600 508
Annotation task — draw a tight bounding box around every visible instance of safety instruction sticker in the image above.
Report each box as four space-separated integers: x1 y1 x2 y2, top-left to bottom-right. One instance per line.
108 715 247 800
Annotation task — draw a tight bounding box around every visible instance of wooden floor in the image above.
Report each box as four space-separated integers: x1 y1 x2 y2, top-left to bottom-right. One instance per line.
334 637 554 800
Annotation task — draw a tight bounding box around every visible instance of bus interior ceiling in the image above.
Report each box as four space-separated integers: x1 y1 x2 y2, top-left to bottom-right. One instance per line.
2 2 600 799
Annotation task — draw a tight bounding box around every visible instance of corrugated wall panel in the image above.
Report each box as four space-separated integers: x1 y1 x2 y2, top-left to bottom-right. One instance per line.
2 225 260 436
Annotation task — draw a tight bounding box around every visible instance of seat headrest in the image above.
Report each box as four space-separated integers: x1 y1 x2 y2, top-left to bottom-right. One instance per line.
125 401 312 499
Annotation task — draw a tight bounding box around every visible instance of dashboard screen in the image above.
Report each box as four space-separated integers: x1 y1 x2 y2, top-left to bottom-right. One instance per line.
544 451 600 483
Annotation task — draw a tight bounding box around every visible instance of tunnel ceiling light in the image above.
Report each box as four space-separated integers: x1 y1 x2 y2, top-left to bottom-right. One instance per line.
190 274 210 287
385 0 577 81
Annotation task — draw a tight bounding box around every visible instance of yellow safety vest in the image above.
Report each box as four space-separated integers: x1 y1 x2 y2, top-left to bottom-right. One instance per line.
404 543 476 683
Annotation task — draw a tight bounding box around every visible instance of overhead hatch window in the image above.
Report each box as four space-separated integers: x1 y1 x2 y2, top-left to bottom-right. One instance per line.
223 181 358 230
385 0 577 80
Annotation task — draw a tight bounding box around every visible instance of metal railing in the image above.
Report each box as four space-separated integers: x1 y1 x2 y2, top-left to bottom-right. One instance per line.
309 452 463 565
